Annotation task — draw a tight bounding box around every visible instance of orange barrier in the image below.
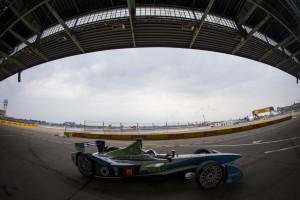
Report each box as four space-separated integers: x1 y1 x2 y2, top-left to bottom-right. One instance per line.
64 115 292 140
0 120 38 128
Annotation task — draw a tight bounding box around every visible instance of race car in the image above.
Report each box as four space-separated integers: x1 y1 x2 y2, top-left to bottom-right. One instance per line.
71 139 243 190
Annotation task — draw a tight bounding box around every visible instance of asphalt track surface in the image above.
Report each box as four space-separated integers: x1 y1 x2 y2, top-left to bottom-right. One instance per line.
0 116 300 200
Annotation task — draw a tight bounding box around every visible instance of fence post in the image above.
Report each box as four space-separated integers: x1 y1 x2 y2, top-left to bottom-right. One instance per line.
120 122 123 134
152 123 154 134
103 122 105 134
166 122 168 133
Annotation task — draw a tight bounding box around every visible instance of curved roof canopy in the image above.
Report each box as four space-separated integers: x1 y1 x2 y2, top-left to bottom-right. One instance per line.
0 0 299 82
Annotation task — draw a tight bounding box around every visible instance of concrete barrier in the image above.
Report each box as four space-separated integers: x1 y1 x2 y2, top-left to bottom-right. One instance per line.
64 115 292 140
0 120 38 128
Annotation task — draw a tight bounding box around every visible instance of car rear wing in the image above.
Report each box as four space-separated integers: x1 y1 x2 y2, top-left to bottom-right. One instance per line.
75 141 105 153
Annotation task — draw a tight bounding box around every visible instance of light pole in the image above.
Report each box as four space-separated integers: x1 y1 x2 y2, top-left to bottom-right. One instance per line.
3 99 8 117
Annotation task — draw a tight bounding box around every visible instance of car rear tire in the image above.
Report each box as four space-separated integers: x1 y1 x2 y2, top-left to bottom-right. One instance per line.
195 161 223 190
77 154 94 177
194 148 210 154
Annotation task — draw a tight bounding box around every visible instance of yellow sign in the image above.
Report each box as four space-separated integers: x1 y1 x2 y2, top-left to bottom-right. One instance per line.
252 107 273 115
0 120 37 127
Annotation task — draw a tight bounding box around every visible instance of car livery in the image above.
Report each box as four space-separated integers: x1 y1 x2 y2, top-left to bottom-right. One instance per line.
71 139 243 189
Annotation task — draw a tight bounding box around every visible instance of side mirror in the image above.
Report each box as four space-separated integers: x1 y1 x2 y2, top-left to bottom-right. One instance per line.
167 156 172 162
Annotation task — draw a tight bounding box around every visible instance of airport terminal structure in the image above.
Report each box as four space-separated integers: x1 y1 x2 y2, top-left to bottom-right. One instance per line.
0 0 300 82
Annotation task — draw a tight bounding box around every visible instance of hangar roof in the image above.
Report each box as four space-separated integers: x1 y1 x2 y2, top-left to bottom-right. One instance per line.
0 0 299 82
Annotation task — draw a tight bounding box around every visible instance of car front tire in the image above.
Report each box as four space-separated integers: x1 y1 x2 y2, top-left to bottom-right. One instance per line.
195 161 223 190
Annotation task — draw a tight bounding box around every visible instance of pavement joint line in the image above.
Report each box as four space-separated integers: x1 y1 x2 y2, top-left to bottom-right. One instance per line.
0 135 16 136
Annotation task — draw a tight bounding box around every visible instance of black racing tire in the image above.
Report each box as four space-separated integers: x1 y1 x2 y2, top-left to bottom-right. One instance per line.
106 147 119 152
194 161 224 190
194 148 210 154
77 154 94 177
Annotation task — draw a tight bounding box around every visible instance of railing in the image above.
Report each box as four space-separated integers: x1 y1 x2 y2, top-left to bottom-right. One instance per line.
67 121 222 134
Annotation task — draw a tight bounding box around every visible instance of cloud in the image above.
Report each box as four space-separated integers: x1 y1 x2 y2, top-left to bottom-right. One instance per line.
0 48 299 123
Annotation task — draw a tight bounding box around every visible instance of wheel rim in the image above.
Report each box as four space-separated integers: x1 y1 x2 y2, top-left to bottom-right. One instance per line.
199 165 222 188
78 156 92 176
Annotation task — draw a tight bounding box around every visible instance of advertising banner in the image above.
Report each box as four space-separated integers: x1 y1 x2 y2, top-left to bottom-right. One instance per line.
252 107 274 115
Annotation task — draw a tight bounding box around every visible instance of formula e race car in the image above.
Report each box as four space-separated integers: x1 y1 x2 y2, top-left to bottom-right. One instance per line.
71 139 243 190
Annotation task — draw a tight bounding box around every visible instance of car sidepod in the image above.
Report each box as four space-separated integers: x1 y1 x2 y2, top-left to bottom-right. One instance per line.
94 164 141 178
91 155 141 178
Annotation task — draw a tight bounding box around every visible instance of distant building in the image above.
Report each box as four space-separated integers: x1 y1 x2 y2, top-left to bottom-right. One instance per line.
212 121 226 127
277 102 300 113
0 109 5 118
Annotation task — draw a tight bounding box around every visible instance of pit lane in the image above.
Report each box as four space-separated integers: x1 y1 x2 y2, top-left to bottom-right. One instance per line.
0 115 300 200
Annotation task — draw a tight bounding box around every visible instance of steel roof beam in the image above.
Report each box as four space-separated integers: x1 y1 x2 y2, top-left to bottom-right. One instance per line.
287 64 299 73
9 4 41 35
282 37 297 49
0 39 14 52
276 50 300 67
0 50 26 69
259 34 294 61
292 51 300 57
223 0 231 14
292 66 300 78
45 2 84 53
189 0 214 48
236 0 261 26
247 0 300 43
9 29 48 61
127 0 136 48
0 0 49 38
1 67 12 75
276 58 289 68
232 15 270 54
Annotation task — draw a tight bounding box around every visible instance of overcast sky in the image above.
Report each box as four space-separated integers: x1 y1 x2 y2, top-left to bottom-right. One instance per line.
0 48 299 124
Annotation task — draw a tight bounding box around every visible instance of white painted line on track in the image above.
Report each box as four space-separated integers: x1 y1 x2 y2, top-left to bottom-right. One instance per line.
63 142 72 145
265 145 300 154
159 145 174 148
179 144 191 147
252 140 263 144
197 136 300 147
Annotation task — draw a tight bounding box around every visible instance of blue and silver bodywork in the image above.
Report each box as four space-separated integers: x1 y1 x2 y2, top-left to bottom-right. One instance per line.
71 139 243 189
